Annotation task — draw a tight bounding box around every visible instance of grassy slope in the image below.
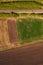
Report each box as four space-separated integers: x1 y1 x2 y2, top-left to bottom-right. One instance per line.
35 0 43 4
0 13 43 18
0 1 43 10
0 13 19 18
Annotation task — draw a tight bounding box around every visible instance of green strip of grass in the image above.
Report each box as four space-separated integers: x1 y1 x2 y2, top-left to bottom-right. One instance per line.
17 18 43 44
0 1 43 10
0 13 19 18
0 13 43 18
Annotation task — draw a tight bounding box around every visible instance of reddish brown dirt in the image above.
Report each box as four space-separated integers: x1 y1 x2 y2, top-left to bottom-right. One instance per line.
0 41 43 65
0 18 6 21
7 19 18 43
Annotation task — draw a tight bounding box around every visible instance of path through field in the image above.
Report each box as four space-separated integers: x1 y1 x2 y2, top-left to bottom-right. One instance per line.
0 10 43 13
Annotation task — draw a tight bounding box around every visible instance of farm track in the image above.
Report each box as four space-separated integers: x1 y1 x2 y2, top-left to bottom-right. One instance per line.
0 10 43 13
0 41 43 65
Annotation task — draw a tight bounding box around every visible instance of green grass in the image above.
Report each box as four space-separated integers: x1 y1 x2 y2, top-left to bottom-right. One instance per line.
0 13 19 18
0 1 43 10
35 0 43 4
0 13 43 18
17 18 43 44
0 0 43 5
19 13 43 17
30 13 43 17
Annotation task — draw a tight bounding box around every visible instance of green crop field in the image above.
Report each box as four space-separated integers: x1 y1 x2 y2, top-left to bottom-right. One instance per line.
17 18 43 44
0 1 43 10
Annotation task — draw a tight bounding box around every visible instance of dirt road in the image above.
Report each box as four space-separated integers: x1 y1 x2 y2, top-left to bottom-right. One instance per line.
0 41 43 65
0 10 43 13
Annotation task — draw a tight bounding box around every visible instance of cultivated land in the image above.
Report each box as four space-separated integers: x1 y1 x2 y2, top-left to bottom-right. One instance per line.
0 0 43 64
17 17 43 45
0 13 43 51
0 1 43 10
0 41 43 65
0 18 20 51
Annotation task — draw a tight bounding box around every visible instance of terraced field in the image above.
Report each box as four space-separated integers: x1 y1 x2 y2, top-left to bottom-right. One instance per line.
0 1 43 10
0 13 43 51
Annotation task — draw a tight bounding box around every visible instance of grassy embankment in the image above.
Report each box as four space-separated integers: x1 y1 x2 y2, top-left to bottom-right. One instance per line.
0 1 43 10
0 13 43 18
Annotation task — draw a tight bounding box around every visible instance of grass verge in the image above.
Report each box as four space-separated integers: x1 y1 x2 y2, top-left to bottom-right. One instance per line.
0 1 43 9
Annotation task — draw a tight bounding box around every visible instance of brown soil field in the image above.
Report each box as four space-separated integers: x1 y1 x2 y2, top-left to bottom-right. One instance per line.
0 41 43 65
7 19 19 43
0 18 6 21
0 18 20 51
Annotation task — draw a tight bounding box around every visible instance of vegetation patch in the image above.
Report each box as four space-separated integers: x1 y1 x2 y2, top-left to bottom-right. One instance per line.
0 1 43 9
0 13 19 18
17 18 43 44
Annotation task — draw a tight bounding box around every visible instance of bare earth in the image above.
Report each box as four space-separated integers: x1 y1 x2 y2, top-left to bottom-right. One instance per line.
0 10 43 13
0 18 20 51
0 41 43 65
7 19 18 43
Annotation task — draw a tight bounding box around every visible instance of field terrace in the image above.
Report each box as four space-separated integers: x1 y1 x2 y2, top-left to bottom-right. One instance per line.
0 13 43 51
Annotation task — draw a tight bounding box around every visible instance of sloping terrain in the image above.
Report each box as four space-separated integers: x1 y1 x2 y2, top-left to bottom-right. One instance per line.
0 41 43 65
35 0 43 4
